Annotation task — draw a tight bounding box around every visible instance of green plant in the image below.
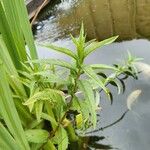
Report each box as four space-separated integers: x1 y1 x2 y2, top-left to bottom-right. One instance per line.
0 0 141 149
14 25 139 149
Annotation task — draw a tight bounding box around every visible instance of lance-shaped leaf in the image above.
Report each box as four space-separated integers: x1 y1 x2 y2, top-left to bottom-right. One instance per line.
30 59 76 71
41 44 77 60
41 113 58 126
90 64 118 71
83 65 108 94
84 36 118 57
106 78 121 94
78 80 97 128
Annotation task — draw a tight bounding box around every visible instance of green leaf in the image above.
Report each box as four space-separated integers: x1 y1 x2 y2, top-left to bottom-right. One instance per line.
24 89 65 106
90 64 118 71
85 39 96 47
41 44 77 60
52 127 68 150
25 129 49 143
35 101 43 122
34 71 70 85
77 23 86 62
0 123 20 150
0 1 27 69
106 78 121 94
78 80 97 128
16 0 38 60
0 35 27 98
41 113 58 126
0 61 30 150
43 140 56 150
70 34 78 46
84 36 118 57
71 97 90 124
0 0 38 67
83 65 108 94
30 59 76 71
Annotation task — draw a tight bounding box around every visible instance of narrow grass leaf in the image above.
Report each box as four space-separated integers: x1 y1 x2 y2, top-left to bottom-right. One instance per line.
0 61 30 150
0 123 20 150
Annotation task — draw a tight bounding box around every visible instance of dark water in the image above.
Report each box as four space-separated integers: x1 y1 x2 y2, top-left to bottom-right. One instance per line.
34 1 150 149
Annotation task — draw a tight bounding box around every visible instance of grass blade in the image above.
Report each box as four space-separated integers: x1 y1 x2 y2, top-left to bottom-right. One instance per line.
0 61 30 150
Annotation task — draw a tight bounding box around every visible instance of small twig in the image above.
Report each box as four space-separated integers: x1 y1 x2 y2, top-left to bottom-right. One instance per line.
31 0 49 26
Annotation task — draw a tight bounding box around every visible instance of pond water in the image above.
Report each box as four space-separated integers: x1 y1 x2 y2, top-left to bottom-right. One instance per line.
34 0 150 149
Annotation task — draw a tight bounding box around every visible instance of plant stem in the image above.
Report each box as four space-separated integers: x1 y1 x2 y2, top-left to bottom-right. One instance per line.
40 69 81 149
65 122 78 142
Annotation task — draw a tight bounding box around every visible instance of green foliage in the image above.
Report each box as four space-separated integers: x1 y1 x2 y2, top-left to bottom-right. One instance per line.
0 4 140 148
0 61 30 150
25 129 49 143
0 0 38 70
27 25 139 145
0 123 20 150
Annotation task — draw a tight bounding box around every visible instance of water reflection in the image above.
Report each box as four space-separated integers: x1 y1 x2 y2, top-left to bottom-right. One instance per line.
34 0 150 42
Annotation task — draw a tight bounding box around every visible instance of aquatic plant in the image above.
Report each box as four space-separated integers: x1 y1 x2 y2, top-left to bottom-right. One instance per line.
0 0 140 149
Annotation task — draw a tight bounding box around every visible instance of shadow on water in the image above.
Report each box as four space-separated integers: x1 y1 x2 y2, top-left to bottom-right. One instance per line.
33 0 150 149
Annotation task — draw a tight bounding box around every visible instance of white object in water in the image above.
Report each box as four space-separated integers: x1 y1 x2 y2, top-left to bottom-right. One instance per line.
135 62 150 78
127 89 142 110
